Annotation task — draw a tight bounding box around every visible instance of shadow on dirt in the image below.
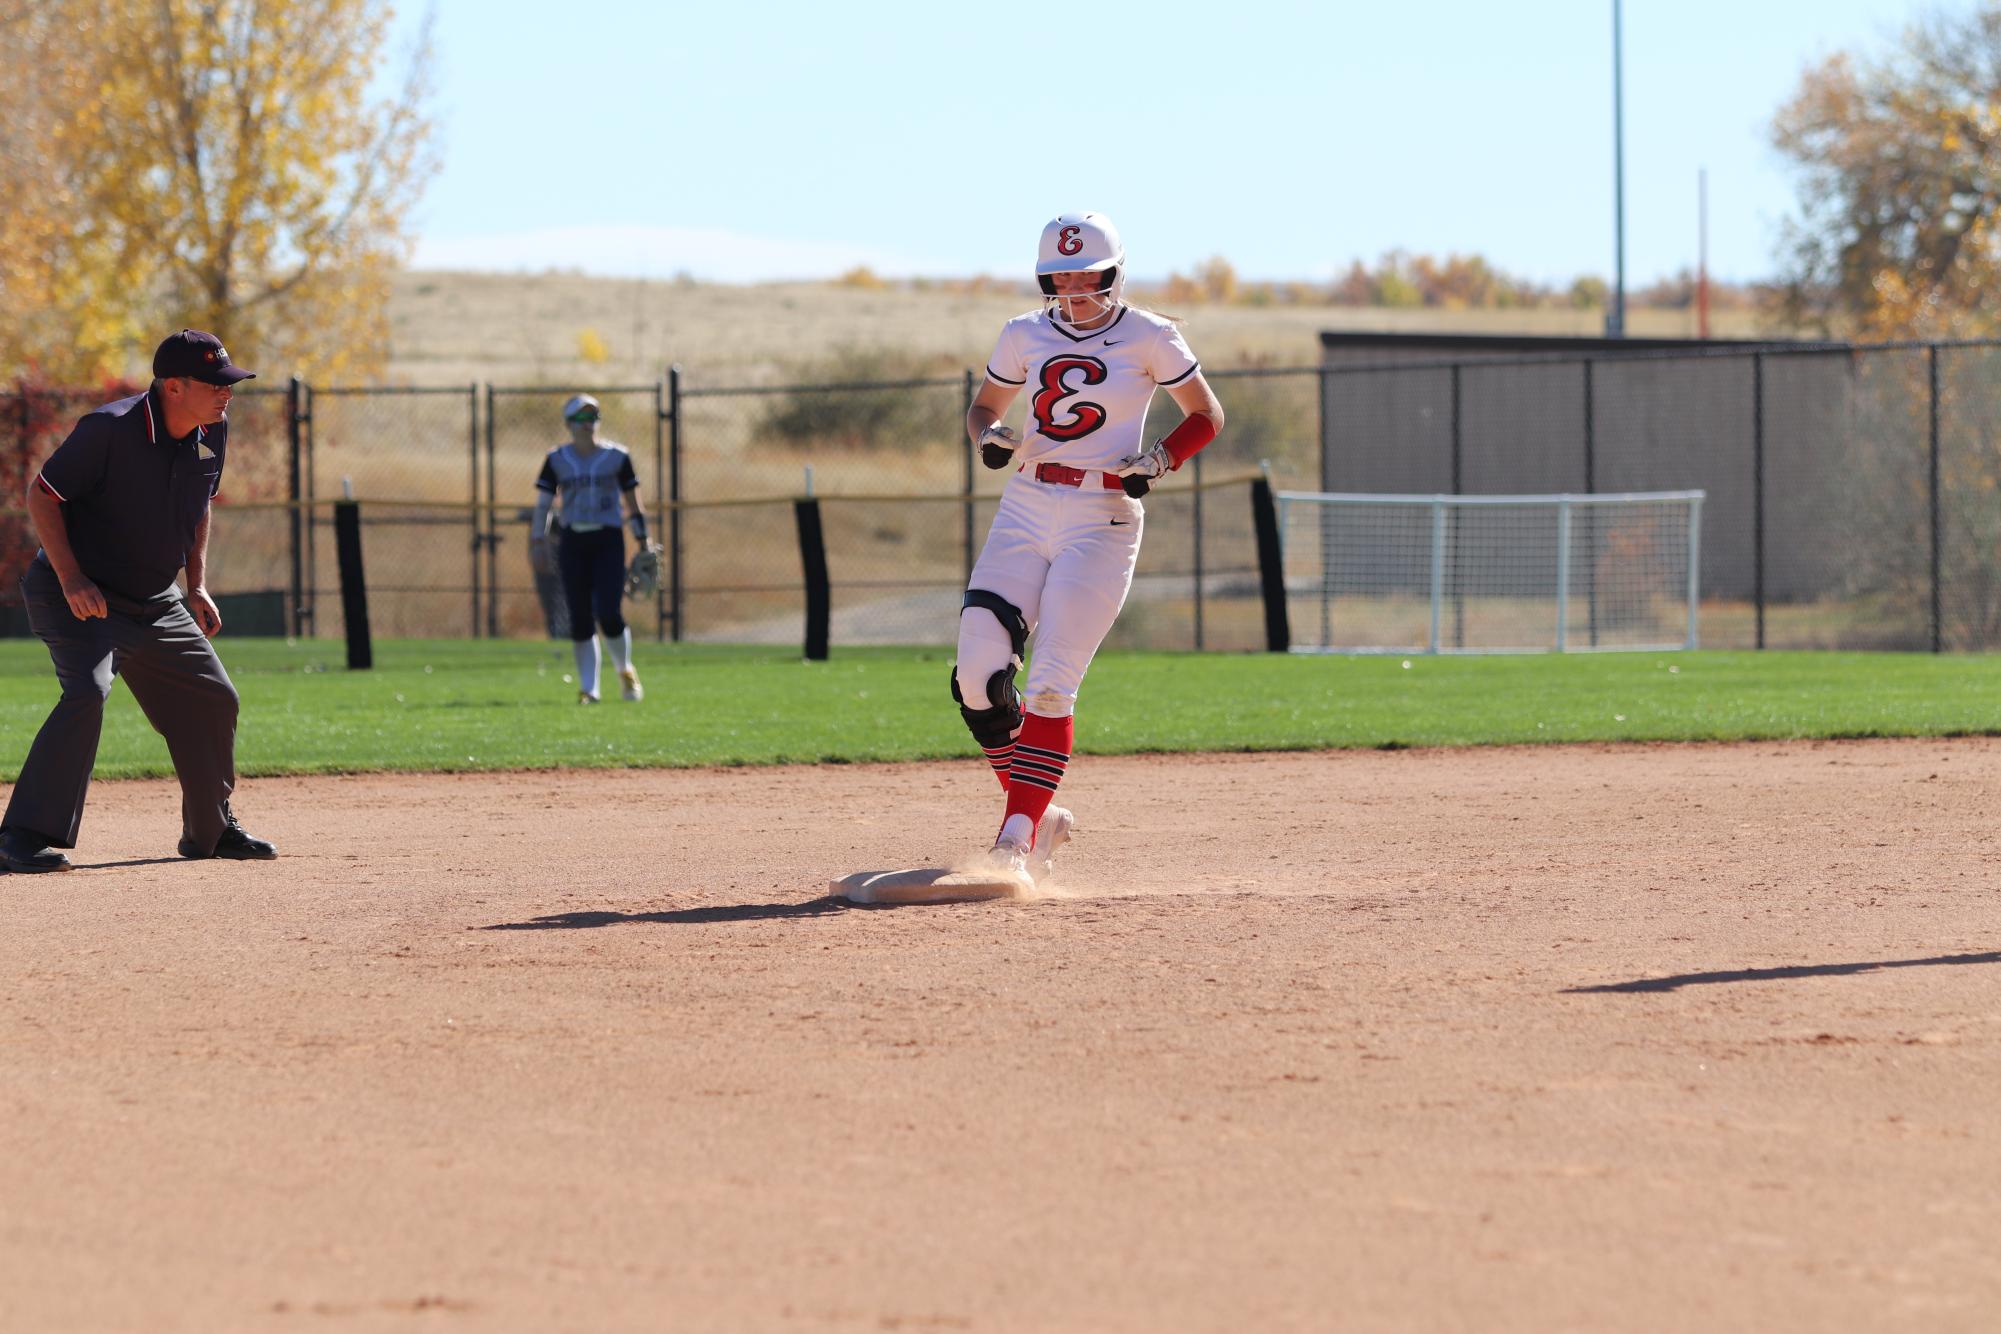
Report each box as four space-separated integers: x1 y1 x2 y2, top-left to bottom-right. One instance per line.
72 857 198 870
1567 949 2001 994
481 896 888 929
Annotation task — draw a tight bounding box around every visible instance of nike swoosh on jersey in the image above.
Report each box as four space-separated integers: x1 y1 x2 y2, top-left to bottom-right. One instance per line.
1109 518 1130 526
1103 340 1122 346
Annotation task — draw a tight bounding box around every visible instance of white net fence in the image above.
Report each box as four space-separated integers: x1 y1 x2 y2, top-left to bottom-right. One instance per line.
1277 490 1705 654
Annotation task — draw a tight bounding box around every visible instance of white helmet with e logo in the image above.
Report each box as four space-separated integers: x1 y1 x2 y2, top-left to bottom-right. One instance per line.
1036 212 1125 328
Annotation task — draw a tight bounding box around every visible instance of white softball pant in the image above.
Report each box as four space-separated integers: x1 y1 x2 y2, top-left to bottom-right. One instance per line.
956 471 1144 718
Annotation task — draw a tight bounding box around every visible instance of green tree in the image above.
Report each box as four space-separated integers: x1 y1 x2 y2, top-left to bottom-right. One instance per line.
1773 5 2001 338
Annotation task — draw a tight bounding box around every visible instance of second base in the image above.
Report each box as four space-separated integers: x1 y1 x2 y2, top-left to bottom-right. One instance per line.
832 867 1029 905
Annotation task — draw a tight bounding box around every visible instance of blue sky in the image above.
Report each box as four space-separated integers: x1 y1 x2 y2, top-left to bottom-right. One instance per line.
390 0 1972 286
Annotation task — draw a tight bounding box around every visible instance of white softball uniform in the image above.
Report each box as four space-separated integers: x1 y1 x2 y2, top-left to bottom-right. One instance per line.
959 304 1200 718
984 305 1200 470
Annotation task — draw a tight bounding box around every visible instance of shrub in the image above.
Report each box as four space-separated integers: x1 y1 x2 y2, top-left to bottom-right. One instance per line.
754 348 954 453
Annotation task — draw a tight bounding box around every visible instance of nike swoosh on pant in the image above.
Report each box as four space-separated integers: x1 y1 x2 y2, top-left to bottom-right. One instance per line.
1109 519 1129 526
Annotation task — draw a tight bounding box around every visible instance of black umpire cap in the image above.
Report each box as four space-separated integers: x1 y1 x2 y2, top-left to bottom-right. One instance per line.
153 329 257 385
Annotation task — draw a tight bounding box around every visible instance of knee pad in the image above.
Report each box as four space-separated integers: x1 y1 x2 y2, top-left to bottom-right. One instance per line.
951 589 1028 747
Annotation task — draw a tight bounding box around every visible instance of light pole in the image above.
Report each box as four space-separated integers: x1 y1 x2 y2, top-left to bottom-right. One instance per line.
1698 167 1710 338
1607 0 1626 338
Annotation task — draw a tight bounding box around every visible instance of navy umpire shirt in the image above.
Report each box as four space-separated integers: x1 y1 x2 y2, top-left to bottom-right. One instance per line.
34 386 227 603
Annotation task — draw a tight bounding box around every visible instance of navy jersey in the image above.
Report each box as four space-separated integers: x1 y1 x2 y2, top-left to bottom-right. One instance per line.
36 388 226 601
536 443 638 529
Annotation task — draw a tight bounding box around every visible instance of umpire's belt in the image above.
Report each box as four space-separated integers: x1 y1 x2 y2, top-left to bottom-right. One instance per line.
1029 462 1123 490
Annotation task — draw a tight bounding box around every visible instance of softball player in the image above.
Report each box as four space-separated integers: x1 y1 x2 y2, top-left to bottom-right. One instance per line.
531 394 649 702
955 212 1225 881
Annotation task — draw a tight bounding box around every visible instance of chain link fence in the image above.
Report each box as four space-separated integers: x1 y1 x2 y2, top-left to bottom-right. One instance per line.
677 374 972 646
5 338 1999 652
1319 340 2001 651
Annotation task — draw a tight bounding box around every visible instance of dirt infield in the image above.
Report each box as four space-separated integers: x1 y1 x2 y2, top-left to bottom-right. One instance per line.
3 739 1998 1332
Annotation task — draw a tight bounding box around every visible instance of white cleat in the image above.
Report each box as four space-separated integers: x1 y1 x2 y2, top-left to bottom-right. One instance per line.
1029 805 1074 883
987 837 1032 883
578 690 599 704
620 667 644 702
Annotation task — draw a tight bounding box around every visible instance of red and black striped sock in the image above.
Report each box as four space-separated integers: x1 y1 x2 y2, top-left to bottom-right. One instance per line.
1002 712 1073 841
981 736 1015 791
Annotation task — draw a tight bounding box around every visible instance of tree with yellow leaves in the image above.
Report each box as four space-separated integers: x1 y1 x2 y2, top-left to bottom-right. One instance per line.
1 0 434 384
1773 6 2001 339
0 4 142 380
1774 6 2001 648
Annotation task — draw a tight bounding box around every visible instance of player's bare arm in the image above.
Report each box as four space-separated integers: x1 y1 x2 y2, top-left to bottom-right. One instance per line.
967 379 1022 469
622 479 651 546
186 501 222 636
1165 373 1224 438
966 378 1020 442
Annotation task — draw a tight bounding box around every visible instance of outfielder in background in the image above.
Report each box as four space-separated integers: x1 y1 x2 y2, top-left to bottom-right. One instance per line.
956 212 1225 881
530 394 651 703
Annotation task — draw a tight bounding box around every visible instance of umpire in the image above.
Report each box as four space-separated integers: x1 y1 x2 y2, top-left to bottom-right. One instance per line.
0 329 277 873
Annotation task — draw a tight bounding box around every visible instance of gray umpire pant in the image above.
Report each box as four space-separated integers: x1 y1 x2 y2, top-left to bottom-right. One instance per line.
3 557 239 853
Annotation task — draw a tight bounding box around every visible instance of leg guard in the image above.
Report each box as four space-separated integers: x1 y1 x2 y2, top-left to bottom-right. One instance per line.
950 588 1028 748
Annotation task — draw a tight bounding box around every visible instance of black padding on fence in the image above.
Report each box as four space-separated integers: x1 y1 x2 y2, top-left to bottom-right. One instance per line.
794 498 830 661
334 500 373 670
1250 478 1289 653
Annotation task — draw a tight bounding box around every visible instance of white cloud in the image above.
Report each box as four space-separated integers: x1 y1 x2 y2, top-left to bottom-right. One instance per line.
409 225 960 283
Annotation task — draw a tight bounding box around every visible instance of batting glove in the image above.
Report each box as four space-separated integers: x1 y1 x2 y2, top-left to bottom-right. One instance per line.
1115 440 1172 481
1114 440 1173 498
977 423 1019 470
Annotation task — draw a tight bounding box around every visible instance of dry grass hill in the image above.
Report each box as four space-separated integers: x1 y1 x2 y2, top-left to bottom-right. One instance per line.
385 269 1778 388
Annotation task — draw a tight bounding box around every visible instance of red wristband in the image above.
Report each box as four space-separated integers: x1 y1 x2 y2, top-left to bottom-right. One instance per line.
1158 412 1219 468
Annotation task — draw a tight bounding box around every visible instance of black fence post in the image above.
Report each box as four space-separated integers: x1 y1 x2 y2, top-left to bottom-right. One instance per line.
1250 476 1289 653
1583 359 1599 647
304 383 318 637
667 364 684 643
1929 344 1943 653
961 368 977 587
795 497 830 661
1450 362 1464 649
286 377 306 638
1192 450 1205 651
1317 365 1331 493
467 382 480 638
654 376 669 642
484 383 498 638
334 499 372 669
1753 351 1766 650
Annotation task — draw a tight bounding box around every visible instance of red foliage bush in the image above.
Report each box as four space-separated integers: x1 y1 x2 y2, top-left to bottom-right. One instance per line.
1 377 144 605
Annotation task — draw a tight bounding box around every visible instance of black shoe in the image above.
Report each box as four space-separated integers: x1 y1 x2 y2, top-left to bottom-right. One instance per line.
0 828 72 873
179 806 277 861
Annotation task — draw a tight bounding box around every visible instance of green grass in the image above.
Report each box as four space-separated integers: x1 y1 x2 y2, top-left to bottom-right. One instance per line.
1 639 1997 780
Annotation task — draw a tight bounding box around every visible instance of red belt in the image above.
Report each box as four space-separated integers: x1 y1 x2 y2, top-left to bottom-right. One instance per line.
1030 461 1123 490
